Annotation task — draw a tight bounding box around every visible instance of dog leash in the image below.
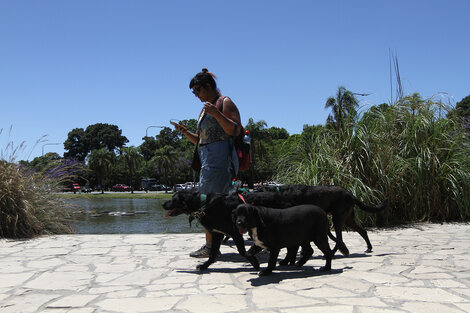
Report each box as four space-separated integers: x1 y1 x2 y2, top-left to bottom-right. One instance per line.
238 193 247 204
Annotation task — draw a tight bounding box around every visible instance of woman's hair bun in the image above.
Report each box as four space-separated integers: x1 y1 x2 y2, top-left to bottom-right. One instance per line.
201 68 216 79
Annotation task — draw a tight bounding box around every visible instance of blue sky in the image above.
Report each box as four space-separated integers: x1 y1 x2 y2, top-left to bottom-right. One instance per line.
1 0 469 161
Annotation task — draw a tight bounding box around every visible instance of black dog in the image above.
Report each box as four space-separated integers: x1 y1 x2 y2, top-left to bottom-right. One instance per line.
256 185 388 255
162 190 295 271
233 203 333 276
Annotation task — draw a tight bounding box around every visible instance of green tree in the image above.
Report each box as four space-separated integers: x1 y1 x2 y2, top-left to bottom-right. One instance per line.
448 95 470 133
245 118 268 185
119 146 143 193
28 152 62 173
325 86 359 137
84 123 128 153
64 123 128 161
139 136 158 161
155 127 180 150
64 128 87 161
455 95 470 118
150 145 179 192
87 148 115 193
265 127 289 140
402 92 425 116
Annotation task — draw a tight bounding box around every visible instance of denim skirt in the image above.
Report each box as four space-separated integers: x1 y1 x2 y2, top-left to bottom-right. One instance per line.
198 140 239 194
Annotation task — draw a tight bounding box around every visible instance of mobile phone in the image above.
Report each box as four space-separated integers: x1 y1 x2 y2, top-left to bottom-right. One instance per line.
170 120 187 131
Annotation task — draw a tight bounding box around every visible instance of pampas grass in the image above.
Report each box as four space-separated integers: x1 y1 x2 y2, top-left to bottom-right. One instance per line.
1 131 73 238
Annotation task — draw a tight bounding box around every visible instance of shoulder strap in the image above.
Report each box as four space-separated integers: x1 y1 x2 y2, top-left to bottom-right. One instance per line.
216 96 226 112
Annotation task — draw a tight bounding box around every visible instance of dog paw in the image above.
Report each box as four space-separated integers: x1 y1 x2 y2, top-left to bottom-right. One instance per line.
196 263 209 271
258 269 273 276
249 258 260 270
340 246 350 257
365 248 372 253
319 266 331 271
279 259 288 266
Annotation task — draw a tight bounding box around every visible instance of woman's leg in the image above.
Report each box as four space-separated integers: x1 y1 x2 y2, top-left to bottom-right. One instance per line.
205 228 212 247
190 141 233 258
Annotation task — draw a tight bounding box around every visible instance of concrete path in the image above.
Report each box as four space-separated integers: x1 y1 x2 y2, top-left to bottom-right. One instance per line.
1 223 470 312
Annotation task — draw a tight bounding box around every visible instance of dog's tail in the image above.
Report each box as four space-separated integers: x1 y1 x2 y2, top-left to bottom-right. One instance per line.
354 197 388 213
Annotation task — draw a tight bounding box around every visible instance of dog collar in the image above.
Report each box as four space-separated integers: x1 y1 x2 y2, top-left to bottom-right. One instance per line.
200 193 207 204
191 193 208 220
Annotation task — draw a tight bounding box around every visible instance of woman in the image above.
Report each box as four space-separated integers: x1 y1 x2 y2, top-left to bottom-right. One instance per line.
173 68 241 258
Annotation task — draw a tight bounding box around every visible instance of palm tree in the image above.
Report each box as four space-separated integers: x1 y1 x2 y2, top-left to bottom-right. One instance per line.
120 146 143 193
87 148 114 194
325 86 359 137
150 145 178 192
402 92 424 116
245 118 268 185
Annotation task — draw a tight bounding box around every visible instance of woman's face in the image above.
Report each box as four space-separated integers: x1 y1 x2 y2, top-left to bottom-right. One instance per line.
192 84 210 102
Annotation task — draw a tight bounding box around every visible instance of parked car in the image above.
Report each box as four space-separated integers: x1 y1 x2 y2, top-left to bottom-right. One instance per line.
72 183 81 194
82 187 94 193
184 182 199 190
112 184 131 192
174 184 185 192
148 184 165 191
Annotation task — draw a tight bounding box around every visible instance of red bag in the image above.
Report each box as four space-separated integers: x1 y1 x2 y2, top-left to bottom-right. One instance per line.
214 96 251 171
235 128 250 171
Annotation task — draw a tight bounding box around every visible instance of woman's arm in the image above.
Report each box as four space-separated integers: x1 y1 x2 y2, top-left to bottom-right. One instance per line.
182 130 199 145
173 123 199 145
204 97 241 136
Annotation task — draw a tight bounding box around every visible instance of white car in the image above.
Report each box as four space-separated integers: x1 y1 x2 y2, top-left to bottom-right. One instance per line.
184 182 199 190
174 184 185 191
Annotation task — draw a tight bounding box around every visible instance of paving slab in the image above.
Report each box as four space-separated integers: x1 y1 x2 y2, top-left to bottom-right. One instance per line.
1 223 470 312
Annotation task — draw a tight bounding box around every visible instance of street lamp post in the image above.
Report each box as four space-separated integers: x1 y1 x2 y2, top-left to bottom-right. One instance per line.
42 143 62 156
145 126 165 137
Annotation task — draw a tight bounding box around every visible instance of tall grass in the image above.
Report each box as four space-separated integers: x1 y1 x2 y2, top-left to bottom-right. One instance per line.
0 133 73 238
275 97 470 226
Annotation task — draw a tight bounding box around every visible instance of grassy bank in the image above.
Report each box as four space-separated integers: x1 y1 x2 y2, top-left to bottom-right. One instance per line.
58 192 174 200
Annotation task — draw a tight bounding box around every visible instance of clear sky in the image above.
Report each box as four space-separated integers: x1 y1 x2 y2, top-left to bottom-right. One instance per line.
1 0 469 161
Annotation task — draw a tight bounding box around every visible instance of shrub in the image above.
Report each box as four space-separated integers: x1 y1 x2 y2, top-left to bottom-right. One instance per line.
275 96 470 226
0 137 73 238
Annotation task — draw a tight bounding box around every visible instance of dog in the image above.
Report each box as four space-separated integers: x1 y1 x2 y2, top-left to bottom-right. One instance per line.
233 203 333 276
162 190 297 271
256 185 388 255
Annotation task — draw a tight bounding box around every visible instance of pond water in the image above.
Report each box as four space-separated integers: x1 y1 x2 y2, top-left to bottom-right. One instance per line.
66 198 203 234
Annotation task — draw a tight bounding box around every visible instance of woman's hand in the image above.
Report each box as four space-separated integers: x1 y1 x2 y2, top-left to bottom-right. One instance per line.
171 121 188 134
203 102 221 117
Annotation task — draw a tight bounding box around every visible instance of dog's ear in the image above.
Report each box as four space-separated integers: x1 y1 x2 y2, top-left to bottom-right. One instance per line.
206 193 226 210
233 204 244 222
250 205 266 228
231 207 237 223
206 193 217 207
179 191 199 211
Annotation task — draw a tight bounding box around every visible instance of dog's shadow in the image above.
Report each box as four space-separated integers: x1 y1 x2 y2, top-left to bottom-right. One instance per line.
177 252 348 285
176 252 263 275
176 240 369 283
334 252 371 259
248 267 344 286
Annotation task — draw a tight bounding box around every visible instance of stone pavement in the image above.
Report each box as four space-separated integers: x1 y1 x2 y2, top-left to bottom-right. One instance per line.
1 223 470 313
